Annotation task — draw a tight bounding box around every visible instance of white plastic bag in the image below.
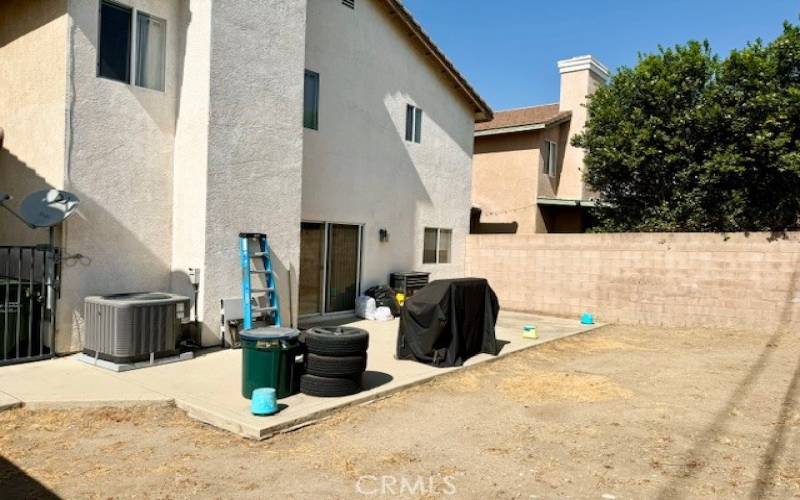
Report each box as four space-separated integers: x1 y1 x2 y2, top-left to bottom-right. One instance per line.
374 306 393 321
355 295 377 320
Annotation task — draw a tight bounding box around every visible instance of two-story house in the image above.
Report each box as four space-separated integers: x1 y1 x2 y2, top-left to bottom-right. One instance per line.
472 55 608 233
0 0 492 355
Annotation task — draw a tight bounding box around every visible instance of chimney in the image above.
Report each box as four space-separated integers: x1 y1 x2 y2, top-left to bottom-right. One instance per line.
556 55 609 200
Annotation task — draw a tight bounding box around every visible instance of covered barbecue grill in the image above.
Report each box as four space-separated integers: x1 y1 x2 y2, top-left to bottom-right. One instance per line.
396 278 499 367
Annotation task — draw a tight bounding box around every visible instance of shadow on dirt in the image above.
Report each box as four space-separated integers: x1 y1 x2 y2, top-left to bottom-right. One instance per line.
0 454 60 499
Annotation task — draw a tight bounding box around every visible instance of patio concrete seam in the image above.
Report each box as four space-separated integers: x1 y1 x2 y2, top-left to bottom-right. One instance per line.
0 389 22 412
19 399 176 410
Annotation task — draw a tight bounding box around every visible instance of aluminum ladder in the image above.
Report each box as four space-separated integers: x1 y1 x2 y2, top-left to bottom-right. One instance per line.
239 233 281 329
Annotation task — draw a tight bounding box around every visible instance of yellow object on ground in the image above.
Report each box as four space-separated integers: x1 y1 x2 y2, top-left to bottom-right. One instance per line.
523 325 538 339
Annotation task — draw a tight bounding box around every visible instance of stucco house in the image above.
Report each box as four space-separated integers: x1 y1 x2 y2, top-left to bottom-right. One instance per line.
472 55 609 233
0 0 492 355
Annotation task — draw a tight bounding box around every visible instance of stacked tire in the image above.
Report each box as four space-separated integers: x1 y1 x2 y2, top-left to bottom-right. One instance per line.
300 327 369 397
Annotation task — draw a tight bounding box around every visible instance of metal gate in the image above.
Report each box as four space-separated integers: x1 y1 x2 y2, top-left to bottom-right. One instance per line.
0 245 60 365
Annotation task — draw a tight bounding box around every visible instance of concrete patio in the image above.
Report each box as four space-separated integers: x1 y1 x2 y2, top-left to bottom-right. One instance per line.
0 311 602 439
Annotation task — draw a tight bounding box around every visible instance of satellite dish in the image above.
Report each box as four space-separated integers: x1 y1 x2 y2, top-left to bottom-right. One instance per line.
20 189 80 228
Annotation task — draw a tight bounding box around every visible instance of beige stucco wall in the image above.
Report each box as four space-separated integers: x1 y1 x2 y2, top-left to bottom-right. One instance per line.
303 0 475 291
200 0 307 339
473 121 573 234
59 0 182 352
170 0 211 323
472 131 540 233
467 233 800 332
0 0 68 246
558 69 605 200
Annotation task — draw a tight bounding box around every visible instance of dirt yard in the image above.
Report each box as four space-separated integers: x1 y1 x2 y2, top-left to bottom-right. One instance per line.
1 324 799 499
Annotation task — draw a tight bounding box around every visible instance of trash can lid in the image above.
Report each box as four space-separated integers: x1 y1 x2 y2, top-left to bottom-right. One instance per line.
240 326 300 341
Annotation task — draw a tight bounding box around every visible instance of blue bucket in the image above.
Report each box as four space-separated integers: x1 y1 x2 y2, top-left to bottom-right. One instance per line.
251 387 279 416
580 312 595 325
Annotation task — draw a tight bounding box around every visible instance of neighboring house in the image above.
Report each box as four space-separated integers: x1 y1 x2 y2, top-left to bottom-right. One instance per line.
472 55 609 233
0 0 492 354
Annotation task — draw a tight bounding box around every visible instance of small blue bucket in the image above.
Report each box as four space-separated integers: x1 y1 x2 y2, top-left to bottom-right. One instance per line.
580 312 595 325
251 387 278 416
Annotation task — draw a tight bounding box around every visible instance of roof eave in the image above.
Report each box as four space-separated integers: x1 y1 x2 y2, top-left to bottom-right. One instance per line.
475 123 546 137
382 0 494 122
537 197 597 208
475 113 572 136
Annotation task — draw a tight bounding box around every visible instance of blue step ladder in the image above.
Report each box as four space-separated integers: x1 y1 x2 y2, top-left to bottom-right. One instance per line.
239 233 281 329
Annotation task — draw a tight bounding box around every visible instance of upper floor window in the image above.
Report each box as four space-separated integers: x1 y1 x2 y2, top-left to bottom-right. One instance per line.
544 140 558 176
97 1 166 91
98 0 132 83
304 70 320 130
405 104 422 143
135 12 167 91
423 227 451 264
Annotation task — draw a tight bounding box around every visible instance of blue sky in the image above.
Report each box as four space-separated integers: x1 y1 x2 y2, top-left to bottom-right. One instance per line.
402 0 799 110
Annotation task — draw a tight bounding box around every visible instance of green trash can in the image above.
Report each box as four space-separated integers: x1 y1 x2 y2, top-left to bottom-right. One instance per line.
240 326 302 400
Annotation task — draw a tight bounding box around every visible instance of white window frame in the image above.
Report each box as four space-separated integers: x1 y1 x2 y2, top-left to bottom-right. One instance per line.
423 227 452 264
97 0 166 93
544 140 558 177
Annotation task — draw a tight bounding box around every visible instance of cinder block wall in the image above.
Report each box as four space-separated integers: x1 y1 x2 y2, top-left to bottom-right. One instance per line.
466 233 800 331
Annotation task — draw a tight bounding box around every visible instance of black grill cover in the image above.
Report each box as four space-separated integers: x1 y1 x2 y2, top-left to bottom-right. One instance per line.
396 278 499 367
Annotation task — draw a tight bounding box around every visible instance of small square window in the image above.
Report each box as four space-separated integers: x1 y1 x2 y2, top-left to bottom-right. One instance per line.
304 70 320 130
544 140 558 176
423 227 452 264
405 104 422 143
135 12 167 91
98 0 132 83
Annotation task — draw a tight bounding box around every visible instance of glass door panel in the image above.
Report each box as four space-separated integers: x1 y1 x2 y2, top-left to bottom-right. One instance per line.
299 222 324 315
325 224 360 313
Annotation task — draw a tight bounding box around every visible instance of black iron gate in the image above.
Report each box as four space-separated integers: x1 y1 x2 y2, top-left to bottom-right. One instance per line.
0 245 60 365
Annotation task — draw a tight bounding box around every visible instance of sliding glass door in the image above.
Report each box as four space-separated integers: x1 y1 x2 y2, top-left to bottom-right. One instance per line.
299 222 324 316
298 222 362 317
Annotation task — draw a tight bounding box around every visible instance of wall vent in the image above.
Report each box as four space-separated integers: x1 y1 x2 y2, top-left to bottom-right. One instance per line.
342 0 355 9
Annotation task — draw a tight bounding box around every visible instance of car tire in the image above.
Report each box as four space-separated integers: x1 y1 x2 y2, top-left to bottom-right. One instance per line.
305 352 367 377
303 327 369 356
300 374 361 397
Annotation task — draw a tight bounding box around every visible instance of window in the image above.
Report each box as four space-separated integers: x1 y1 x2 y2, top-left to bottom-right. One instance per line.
405 104 422 143
304 70 320 130
135 12 166 91
544 140 558 176
98 0 132 83
438 229 451 263
97 1 166 91
423 228 452 264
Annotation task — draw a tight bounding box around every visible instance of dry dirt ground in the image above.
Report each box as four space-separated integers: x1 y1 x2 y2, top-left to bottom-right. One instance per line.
1 324 799 499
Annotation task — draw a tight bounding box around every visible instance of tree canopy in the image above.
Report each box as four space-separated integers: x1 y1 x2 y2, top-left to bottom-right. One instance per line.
573 21 800 232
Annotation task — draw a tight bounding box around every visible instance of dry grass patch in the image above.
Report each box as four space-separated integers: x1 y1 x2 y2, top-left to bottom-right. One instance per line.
499 370 633 404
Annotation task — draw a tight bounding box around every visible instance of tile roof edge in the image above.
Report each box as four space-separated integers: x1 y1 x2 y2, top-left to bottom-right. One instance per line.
382 0 494 122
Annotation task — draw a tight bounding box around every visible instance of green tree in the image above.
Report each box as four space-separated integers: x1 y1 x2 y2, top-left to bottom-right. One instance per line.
573 22 800 232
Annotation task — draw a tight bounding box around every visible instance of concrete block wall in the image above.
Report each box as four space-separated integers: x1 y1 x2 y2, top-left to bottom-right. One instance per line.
466 232 800 332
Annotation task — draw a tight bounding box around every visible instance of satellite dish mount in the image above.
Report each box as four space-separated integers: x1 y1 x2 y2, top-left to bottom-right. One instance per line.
0 189 80 248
